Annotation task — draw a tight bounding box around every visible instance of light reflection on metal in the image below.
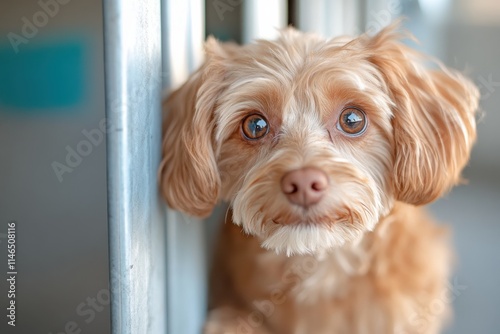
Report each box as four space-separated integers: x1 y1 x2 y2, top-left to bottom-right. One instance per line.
162 1 207 334
295 0 366 36
103 0 166 333
243 0 287 43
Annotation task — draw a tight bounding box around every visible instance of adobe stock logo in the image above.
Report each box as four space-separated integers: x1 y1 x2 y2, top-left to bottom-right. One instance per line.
51 119 110 182
7 0 73 53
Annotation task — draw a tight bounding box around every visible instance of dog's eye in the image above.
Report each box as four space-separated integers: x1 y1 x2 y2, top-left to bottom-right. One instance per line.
337 107 367 136
242 114 269 140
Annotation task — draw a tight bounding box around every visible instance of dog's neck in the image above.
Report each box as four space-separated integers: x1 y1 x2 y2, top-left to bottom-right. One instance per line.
221 204 400 305
267 206 397 304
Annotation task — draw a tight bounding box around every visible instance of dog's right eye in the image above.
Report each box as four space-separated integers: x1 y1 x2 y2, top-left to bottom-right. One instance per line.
242 114 269 140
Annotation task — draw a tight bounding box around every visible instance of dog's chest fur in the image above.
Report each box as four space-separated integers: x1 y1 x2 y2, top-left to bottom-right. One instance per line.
209 203 450 334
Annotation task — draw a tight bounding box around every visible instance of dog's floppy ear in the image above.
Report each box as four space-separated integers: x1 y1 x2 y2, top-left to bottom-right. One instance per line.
366 25 479 205
159 37 227 218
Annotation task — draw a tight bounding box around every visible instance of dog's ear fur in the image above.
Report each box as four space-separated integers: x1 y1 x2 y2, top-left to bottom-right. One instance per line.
366 25 479 205
159 37 227 218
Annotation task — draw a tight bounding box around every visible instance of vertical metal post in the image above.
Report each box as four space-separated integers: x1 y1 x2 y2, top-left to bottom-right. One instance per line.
163 0 205 89
295 0 364 36
162 1 207 334
243 0 288 43
103 1 166 333
296 0 337 36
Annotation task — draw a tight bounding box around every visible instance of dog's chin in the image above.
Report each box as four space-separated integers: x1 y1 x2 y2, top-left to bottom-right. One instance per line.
258 219 368 256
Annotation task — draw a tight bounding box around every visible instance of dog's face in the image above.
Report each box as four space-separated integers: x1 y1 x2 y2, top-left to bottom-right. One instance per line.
160 25 478 255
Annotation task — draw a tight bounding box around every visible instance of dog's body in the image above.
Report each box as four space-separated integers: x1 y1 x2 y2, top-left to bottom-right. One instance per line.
206 203 449 334
160 24 478 334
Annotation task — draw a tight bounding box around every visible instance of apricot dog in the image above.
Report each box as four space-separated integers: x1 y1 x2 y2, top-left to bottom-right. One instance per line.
160 24 478 334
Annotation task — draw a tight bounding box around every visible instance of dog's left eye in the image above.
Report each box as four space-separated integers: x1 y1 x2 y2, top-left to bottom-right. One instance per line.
337 107 367 136
242 114 269 140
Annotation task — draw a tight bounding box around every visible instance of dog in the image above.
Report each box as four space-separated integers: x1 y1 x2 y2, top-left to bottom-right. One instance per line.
159 23 479 334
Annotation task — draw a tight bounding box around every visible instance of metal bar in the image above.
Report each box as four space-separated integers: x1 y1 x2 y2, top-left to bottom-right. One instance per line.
162 1 207 334
295 0 363 36
103 0 166 333
296 0 330 35
243 0 288 43
162 0 204 89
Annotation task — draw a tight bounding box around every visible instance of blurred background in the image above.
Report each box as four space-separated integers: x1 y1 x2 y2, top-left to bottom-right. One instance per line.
0 0 109 333
0 0 498 333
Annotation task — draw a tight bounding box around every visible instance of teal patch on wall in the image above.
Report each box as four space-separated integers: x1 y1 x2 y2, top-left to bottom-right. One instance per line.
0 37 86 112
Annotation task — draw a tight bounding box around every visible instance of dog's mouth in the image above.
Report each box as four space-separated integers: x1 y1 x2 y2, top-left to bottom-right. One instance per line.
271 213 348 227
268 202 362 227
261 211 366 255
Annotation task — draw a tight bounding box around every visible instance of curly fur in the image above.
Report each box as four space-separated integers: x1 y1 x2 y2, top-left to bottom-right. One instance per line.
159 23 478 334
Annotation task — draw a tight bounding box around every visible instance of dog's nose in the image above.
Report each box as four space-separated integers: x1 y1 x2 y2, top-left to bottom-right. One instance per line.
281 167 328 208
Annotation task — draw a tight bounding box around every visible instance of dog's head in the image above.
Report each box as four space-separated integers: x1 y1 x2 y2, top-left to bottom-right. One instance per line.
159 24 479 255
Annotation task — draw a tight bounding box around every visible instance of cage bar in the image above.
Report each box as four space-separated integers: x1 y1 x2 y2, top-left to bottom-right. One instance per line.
103 0 166 333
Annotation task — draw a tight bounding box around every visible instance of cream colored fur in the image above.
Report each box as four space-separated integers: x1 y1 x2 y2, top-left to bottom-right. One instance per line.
159 23 479 334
